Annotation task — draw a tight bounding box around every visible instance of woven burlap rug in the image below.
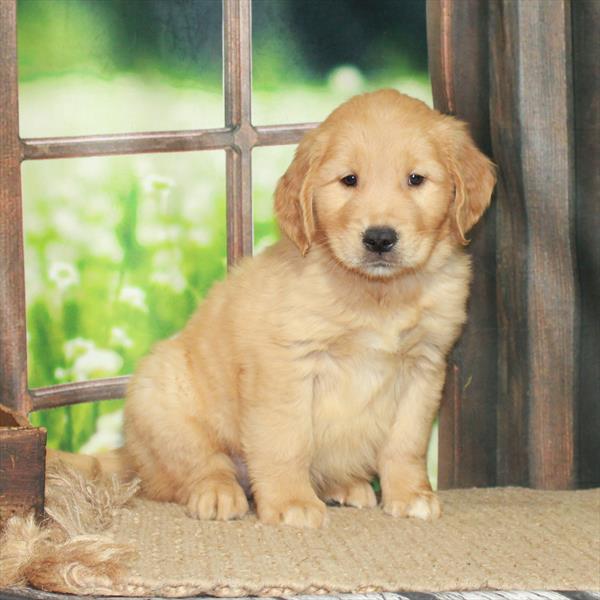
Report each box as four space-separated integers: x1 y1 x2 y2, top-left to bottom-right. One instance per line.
2 470 599 597
107 487 599 596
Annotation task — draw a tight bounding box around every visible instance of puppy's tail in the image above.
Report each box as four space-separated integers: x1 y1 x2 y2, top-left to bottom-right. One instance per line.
46 447 134 480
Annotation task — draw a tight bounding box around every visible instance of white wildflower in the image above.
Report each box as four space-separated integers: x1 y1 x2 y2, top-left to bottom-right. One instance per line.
48 261 80 292
72 347 123 381
62 338 124 381
79 410 124 454
151 269 187 293
64 337 95 361
119 285 148 312
54 367 69 382
109 327 133 349
328 65 365 94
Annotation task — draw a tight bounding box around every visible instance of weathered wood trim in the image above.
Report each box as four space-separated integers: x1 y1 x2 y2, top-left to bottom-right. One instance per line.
490 0 577 489
489 0 530 487
29 376 129 410
427 0 497 489
522 0 576 491
572 0 600 488
21 122 317 161
1 403 31 427
0 0 30 416
223 0 254 266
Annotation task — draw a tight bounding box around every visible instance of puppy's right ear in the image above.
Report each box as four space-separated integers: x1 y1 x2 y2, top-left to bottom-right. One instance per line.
436 117 496 245
274 130 322 255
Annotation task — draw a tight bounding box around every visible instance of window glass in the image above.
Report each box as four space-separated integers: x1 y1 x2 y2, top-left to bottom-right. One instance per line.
252 145 295 253
252 0 432 125
250 0 432 248
24 151 226 450
18 0 223 136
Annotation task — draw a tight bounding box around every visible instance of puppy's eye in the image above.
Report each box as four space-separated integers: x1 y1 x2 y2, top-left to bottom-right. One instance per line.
340 174 358 187
408 173 425 187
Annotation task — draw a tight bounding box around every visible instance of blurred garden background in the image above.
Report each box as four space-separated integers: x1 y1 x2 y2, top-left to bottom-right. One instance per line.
19 0 434 480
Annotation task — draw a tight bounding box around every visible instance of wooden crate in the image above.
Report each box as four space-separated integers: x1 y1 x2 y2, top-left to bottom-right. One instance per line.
0 406 46 522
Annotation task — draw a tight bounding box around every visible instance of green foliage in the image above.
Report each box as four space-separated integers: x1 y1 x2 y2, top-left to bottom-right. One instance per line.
24 151 225 450
18 0 117 81
18 0 428 86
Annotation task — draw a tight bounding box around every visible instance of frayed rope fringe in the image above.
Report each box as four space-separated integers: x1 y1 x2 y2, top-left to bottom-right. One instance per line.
0 461 140 594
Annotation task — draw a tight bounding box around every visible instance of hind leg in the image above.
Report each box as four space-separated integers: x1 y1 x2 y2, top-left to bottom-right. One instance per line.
125 339 248 520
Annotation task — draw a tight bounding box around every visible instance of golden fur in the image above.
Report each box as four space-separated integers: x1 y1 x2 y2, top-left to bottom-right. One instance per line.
67 90 495 528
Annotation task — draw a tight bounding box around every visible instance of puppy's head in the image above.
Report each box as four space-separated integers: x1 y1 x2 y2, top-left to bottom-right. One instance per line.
275 89 495 278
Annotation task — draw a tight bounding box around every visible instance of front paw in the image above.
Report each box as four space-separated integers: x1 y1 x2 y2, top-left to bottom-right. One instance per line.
185 477 249 521
257 497 328 528
382 489 441 520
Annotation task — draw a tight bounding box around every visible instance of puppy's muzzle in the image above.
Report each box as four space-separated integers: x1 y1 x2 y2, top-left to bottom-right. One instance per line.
362 227 398 254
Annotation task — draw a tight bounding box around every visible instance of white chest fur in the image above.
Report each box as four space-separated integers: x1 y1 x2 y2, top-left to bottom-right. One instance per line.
306 308 426 483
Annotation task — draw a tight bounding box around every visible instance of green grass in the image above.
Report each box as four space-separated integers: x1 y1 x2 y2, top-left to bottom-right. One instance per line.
22 72 432 461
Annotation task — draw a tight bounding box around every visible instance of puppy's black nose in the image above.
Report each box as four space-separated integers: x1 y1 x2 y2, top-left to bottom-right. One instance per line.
362 227 398 254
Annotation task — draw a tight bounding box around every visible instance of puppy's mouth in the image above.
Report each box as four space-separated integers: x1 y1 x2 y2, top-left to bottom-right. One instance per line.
325 238 404 279
360 256 400 277
365 259 394 268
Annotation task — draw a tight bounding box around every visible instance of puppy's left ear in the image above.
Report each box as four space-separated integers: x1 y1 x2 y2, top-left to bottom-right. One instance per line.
439 118 496 244
274 129 323 255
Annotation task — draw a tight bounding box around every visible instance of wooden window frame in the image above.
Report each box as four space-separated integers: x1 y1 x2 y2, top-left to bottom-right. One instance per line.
1 0 317 412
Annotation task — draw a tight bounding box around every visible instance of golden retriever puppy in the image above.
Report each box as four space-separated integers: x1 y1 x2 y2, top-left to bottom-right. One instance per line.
121 89 495 528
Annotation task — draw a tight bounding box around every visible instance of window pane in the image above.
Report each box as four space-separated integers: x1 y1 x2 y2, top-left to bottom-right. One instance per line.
18 0 223 136
252 0 432 125
24 151 226 450
252 145 296 253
